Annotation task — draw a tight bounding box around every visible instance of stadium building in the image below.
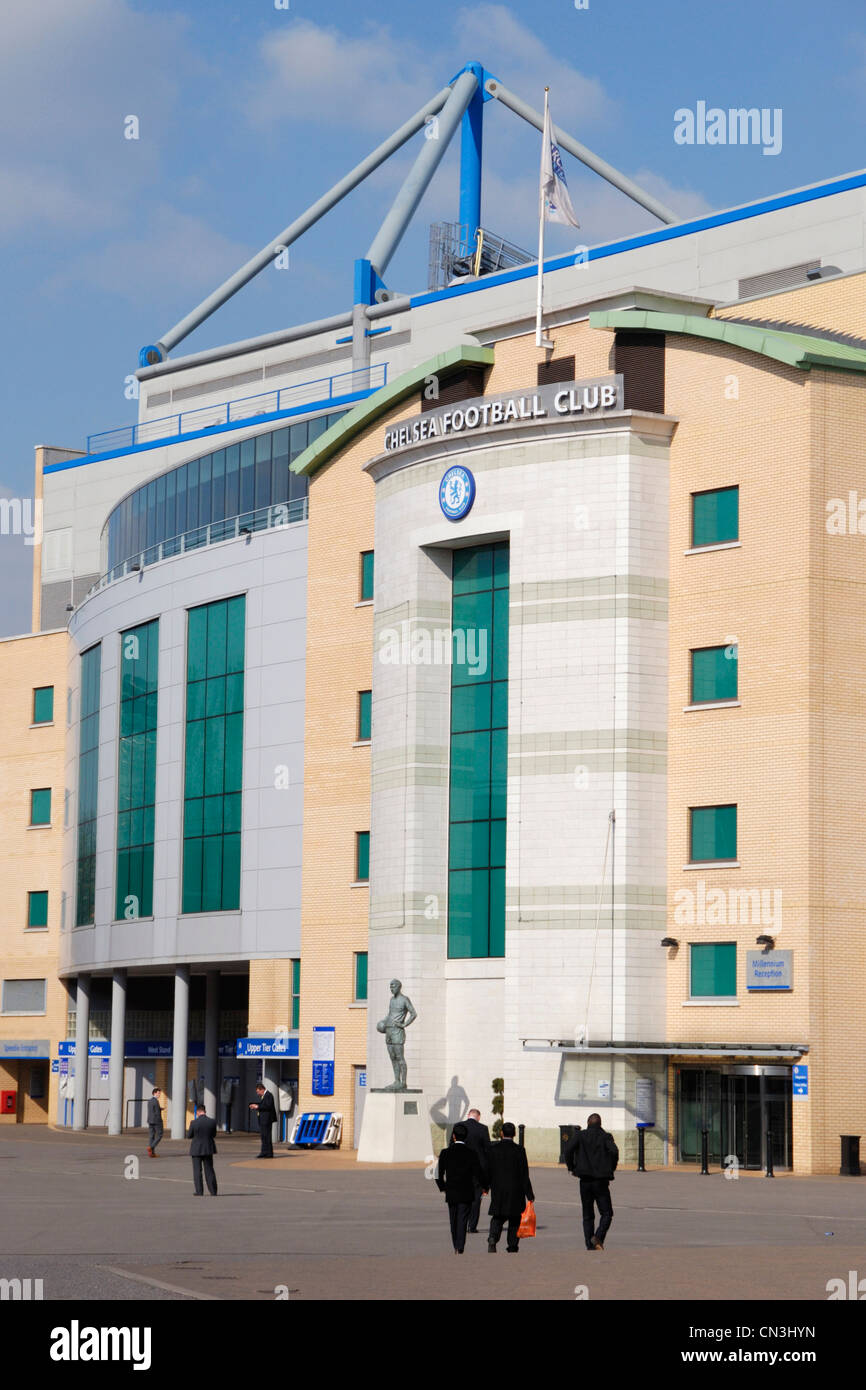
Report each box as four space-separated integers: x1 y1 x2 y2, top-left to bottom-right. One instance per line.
5 62 866 1171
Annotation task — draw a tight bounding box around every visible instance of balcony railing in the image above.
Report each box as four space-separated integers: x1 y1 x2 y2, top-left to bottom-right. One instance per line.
87 363 387 456
87 497 309 599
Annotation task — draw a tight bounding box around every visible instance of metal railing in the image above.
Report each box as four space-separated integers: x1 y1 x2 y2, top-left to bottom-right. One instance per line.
87 363 387 456
86 497 308 599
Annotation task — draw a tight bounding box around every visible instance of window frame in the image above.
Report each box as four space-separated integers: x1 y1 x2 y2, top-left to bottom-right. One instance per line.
32 686 54 725
1 978 47 1015
691 485 739 549
689 942 737 1000
355 831 370 883
26 891 49 930
353 951 368 1003
690 644 738 705
357 689 372 742
30 787 52 826
689 804 738 864
359 551 374 602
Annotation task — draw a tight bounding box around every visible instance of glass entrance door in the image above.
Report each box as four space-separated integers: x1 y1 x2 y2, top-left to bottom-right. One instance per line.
676 1067 792 1168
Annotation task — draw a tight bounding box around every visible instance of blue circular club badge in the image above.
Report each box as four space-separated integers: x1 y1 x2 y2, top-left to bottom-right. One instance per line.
438 465 475 521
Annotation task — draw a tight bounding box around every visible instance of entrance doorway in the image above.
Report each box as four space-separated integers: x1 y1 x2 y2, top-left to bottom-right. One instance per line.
676 1065 792 1169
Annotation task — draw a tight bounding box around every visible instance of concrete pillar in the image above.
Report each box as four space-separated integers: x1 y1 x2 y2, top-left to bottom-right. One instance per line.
107 969 127 1135
72 973 91 1131
170 965 190 1140
203 971 219 1124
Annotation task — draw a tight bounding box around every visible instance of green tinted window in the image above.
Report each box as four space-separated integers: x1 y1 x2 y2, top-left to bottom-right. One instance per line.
354 951 368 1001
690 942 736 997
116 621 158 920
358 690 372 741
75 644 101 924
291 958 300 1029
692 487 738 547
182 597 245 912
27 891 48 928
690 805 737 862
691 645 737 703
448 541 508 959
32 687 54 724
356 831 370 882
30 788 51 825
360 551 374 601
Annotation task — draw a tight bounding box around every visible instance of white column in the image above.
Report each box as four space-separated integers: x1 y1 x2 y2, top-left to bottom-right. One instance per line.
72 974 91 1131
107 969 127 1135
203 971 219 1123
170 965 190 1139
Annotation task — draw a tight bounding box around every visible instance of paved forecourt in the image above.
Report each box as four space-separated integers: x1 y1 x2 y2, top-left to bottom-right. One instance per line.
0 1128 861 1301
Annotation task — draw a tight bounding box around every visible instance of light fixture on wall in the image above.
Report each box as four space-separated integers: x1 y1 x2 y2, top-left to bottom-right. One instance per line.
660 936 678 948
756 934 775 952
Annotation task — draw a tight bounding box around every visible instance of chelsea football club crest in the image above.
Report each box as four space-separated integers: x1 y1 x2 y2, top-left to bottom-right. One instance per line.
438 465 475 521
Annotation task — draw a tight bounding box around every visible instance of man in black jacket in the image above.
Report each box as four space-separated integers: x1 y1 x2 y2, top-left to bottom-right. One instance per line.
436 1122 485 1254
249 1082 277 1157
566 1112 619 1250
187 1107 218 1196
463 1108 491 1233
146 1088 164 1157
486 1122 534 1253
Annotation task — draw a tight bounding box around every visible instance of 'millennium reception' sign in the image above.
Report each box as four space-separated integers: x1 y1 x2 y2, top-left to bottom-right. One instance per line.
383 375 624 454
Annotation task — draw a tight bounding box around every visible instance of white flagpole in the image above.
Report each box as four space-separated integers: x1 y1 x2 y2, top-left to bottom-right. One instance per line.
536 87 552 349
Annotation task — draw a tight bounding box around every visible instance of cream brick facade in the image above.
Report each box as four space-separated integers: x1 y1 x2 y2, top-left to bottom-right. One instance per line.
0 628 68 1123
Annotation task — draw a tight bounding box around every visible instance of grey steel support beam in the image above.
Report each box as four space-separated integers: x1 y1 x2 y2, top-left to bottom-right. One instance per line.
367 69 479 279
107 969 127 1136
72 973 90 1131
170 965 190 1140
203 971 219 1126
155 86 454 357
485 78 678 225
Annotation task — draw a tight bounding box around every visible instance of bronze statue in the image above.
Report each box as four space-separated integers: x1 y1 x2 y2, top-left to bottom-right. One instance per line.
376 978 417 1091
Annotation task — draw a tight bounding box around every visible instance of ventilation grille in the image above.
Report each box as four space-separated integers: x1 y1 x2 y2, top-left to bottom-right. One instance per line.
738 261 820 299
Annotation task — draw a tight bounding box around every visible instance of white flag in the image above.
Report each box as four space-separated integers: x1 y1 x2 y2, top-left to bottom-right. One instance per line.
541 100 580 228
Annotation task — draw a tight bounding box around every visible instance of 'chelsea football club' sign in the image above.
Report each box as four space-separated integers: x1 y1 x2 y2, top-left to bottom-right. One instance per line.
439 465 475 521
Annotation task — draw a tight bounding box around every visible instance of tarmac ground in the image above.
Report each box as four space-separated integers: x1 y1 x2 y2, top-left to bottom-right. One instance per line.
0 1125 863 1304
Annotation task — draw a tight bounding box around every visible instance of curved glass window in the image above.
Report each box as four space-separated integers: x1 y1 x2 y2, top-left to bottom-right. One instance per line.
105 415 340 572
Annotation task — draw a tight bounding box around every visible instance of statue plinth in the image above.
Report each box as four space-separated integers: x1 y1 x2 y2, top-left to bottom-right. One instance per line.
357 1089 430 1163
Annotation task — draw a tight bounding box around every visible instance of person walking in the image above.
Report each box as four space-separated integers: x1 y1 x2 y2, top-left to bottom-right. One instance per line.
486 1122 534 1253
436 1121 485 1254
463 1107 492 1233
567 1112 619 1250
249 1082 277 1158
187 1106 218 1197
146 1087 164 1157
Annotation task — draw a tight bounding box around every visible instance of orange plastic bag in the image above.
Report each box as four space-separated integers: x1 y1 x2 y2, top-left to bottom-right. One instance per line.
517 1200 536 1238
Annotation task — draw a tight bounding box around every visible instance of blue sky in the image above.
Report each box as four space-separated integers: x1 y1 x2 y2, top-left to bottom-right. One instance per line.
1 0 864 634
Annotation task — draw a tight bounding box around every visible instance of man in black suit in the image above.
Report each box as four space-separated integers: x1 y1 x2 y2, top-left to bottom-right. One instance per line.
436 1121 484 1254
187 1106 218 1197
249 1082 277 1157
463 1108 491 1233
568 1112 619 1250
487 1122 534 1253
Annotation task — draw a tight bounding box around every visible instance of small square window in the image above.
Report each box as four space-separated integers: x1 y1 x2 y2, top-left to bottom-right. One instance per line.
691 646 737 703
360 551 374 602
354 951 368 1002
690 943 736 998
692 486 738 547
30 788 51 826
690 805 737 862
357 690 371 741
32 687 54 724
356 831 370 882
27 891 48 929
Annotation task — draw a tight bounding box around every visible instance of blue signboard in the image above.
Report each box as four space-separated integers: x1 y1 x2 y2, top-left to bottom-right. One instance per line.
60 1038 237 1059
312 1026 335 1097
236 1035 299 1059
51 1059 59 1074
792 1064 808 1098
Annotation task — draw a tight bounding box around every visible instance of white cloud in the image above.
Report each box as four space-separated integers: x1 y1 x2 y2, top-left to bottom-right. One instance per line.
41 207 254 304
247 20 439 132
